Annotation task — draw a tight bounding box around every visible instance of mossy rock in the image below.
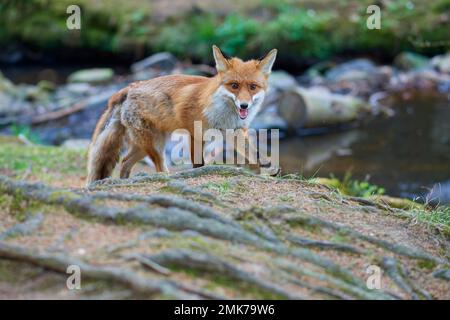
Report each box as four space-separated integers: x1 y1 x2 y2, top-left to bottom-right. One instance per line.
68 68 114 84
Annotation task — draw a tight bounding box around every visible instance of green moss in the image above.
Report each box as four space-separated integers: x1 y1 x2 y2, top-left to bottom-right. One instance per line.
417 260 437 270
0 139 86 182
312 173 385 198
48 190 81 203
0 194 9 206
0 260 44 283
202 181 232 195
170 266 283 299
8 191 28 221
329 234 350 244
278 194 294 202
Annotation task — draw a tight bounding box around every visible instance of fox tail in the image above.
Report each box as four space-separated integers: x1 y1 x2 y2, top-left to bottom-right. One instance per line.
86 88 128 185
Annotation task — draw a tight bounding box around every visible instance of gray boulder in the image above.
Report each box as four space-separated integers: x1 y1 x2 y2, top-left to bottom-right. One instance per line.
431 53 450 74
325 59 376 82
268 71 298 90
131 52 178 73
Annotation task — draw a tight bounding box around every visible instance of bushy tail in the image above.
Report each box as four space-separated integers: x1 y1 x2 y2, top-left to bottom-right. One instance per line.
86 89 128 185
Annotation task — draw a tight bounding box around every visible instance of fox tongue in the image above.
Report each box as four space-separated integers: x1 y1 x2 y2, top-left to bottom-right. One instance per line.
239 108 248 119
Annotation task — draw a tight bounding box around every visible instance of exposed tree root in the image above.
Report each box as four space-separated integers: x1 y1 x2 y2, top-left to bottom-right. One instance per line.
432 269 450 281
0 212 44 240
286 234 364 254
164 180 217 200
0 242 207 299
83 191 240 229
148 249 306 299
123 253 172 276
381 257 432 300
271 206 448 265
1 173 447 299
87 165 262 190
0 175 368 290
275 258 395 300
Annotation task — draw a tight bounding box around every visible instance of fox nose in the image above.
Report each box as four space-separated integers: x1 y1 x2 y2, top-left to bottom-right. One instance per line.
240 103 248 109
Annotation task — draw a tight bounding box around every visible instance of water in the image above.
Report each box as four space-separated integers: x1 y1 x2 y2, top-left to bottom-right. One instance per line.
279 95 450 203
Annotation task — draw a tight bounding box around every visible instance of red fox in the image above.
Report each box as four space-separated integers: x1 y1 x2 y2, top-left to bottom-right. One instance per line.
86 45 277 184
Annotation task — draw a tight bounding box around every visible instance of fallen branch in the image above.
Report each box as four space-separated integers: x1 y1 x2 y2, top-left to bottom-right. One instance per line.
31 101 89 124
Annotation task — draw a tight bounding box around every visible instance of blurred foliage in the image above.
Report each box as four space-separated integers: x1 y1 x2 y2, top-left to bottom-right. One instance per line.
412 205 450 231
0 0 449 63
313 172 385 198
10 124 42 144
338 172 385 198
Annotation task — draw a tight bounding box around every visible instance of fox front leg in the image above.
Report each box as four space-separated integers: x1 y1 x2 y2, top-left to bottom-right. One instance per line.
190 136 204 168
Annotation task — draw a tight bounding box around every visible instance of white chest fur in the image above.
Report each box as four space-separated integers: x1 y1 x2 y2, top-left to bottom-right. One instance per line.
203 86 264 130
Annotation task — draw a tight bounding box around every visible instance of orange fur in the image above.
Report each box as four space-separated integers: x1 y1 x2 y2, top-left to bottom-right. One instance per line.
86 46 277 185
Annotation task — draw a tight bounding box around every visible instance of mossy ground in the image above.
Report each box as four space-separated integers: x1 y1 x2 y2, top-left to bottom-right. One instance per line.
0 136 86 186
0 136 449 299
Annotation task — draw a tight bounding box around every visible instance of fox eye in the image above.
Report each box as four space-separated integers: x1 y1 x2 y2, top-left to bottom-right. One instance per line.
230 82 239 89
249 84 257 91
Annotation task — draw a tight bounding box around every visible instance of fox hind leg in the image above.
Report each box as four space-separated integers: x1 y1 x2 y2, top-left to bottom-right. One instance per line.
153 131 169 173
145 134 168 173
119 144 145 179
131 129 168 173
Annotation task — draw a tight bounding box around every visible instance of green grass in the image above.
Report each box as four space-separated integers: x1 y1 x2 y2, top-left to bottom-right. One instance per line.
202 181 233 195
412 205 450 233
0 136 86 182
310 173 385 198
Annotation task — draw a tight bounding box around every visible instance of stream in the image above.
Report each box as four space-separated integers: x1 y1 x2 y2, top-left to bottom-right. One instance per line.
280 95 450 203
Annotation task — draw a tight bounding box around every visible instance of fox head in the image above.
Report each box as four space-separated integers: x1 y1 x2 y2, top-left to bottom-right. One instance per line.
211 45 277 123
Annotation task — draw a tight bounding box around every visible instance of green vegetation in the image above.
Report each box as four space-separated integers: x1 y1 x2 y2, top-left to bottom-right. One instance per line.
312 173 385 198
311 172 449 232
0 136 86 182
412 205 450 234
202 181 233 195
10 124 42 144
1 0 448 64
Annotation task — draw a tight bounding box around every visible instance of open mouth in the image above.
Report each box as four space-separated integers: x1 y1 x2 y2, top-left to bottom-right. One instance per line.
237 107 248 120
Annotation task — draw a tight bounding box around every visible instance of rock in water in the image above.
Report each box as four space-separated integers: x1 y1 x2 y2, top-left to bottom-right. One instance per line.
325 59 376 82
131 52 178 73
394 52 429 71
431 53 450 74
68 68 114 84
268 71 298 91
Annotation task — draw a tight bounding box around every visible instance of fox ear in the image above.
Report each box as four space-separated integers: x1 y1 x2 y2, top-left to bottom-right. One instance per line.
258 49 277 75
212 45 230 73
